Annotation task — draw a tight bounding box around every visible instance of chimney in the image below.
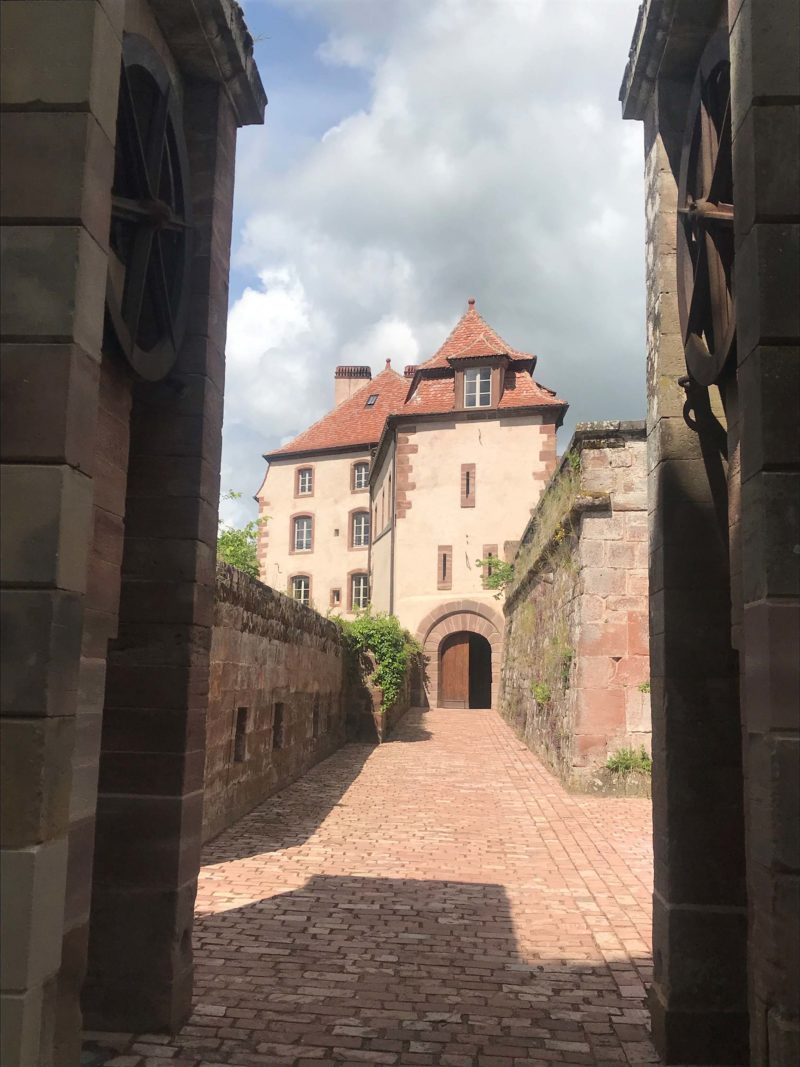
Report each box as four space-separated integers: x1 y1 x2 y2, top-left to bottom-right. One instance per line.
334 365 372 407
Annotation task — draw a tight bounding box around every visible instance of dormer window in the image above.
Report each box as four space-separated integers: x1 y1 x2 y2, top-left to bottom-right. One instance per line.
365 394 378 407
464 367 491 408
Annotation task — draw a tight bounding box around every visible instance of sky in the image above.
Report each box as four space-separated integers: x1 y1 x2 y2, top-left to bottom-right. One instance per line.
221 0 646 526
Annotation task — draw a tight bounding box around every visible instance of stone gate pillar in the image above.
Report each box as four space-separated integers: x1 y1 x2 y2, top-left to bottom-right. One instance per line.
0 4 121 1064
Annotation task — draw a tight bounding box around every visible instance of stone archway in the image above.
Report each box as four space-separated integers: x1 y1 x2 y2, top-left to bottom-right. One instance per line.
416 600 504 710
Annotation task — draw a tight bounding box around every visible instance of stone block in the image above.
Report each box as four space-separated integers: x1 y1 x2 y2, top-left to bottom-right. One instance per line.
733 105 800 236
0 225 107 355
606 541 636 569
742 470 800 601
580 513 623 540
0 589 83 716
0 344 100 470
738 345 800 480
742 600 800 733
0 1 121 141
736 223 800 360
0 987 43 1067
0 837 68 989
0 112 114 248
581 568 627 596
578 621 628 657
576 688 626 734
576 655 614 689
612 655 650 688
747 732 800 872
92 790 203 890
729 0 800 137
0 717 74 848
0 464 92 591
628 612 649 657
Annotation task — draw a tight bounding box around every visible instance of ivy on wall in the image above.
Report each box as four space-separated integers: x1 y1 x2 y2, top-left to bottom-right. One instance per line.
337 611 421 712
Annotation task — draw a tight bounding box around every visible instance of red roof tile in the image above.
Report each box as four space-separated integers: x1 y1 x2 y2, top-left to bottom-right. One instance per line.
267 303 566 459
267 364 408 458
419 298 534 369
405 367 564 416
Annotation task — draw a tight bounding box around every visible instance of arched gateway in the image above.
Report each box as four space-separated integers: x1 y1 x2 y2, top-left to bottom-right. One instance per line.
417 601 504 710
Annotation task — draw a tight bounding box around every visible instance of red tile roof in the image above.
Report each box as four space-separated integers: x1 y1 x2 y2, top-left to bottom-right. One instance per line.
266 363 408 459
419 298 535 369
266 303 566 460
405 367 563 416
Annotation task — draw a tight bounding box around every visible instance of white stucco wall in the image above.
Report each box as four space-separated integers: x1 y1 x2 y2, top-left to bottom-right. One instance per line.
392 415 556 638
256 450 372 616
369 441 394 614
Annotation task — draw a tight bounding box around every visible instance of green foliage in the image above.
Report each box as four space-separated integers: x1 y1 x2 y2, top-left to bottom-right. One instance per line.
638 681 651 693
216 490 265 579
531 681 552 704
474 556 515 598
606 746 652 774
338 610 421 711
566 449 581 472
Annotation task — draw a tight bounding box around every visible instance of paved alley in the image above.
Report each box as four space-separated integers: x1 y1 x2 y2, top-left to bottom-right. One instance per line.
91 709 658 1067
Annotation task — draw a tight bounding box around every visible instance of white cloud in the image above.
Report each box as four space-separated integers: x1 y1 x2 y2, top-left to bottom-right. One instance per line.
225 0 646 522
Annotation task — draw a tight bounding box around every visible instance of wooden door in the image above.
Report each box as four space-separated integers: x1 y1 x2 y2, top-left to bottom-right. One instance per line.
440 633 469 708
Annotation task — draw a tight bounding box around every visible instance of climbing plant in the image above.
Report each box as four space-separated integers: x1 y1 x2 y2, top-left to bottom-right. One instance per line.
337 611 420 711
474 556 515 598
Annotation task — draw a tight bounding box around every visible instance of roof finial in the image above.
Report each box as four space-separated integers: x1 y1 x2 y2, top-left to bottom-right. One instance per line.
467 296 476 308
385 358 391 368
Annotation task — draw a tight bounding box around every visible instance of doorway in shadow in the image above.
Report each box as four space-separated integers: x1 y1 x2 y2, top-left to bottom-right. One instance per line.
439 631 493 709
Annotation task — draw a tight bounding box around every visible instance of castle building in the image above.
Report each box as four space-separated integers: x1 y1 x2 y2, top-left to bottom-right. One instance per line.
257 300 567 709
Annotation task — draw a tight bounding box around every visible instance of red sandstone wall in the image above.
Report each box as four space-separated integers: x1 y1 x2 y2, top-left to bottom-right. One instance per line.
500 423 651 783
203 564 350 841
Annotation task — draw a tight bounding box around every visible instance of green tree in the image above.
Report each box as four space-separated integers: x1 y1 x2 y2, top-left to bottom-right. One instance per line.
216 491 264 578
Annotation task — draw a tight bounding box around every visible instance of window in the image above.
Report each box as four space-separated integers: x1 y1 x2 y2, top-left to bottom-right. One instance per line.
291 575 310 605
233 707 248 763
293 515 312 551
365 394 378 407
351 510 370 548
297 467 313 495
464 367 492 408
353 461 370 490
272 702 285 750
351 573 369 610
461 463 476 507
437 545 453 590
330 587 341 608
482 544 499 584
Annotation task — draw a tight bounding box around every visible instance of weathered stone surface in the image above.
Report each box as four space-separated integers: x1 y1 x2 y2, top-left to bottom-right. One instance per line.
500 424 650 782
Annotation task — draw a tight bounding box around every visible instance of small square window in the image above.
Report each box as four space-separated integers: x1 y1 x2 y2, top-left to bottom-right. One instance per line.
331 588 341 607
365 394 378 407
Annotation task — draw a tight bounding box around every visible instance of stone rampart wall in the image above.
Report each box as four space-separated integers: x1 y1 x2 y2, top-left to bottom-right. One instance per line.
204 564 351 841
500 422 650 784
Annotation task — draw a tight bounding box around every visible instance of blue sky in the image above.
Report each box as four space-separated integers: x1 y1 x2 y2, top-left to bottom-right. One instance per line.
222 0 646 526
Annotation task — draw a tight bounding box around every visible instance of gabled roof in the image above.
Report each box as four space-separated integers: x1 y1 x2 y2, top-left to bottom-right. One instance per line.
266 362 407 459
419 298 535 370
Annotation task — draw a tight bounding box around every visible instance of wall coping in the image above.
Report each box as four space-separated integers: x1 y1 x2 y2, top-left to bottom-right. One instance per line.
150 0 267 126
215 562 343 644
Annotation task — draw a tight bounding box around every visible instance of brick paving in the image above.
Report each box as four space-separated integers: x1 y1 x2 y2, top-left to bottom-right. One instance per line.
89 708 658 1067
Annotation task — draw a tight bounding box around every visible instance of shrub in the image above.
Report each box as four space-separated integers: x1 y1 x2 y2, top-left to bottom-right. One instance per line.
531 681 552 704
606 746 652 774
216 490 265 579
338 611 420 711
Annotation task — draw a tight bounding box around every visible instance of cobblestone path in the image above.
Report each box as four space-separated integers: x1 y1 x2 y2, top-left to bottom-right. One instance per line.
92 708 658 1067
